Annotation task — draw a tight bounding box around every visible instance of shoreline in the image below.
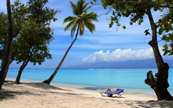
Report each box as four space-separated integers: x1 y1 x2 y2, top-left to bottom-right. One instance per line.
1 79 173 108
7 77 157 96
7 77 173 97
7 68 173 95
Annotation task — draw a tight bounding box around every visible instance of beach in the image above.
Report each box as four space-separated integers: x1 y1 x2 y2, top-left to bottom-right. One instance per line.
0 79 173 108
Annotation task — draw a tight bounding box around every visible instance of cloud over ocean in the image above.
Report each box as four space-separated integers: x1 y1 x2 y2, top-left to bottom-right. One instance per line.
83 48 157 63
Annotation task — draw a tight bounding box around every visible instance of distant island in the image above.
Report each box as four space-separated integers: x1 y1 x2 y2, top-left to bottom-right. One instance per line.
63 59 173 69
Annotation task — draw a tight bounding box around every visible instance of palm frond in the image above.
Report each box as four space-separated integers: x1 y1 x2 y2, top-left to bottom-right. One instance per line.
80 11 87 17
71 22 77 36
79 21 84 36
86 12 98 21
76 0 85 15
64 0 97 37
83 5 92 12
64 21 74 31
63 16 76 24
82 3 89 12
70 1 77 15
84 19 95 33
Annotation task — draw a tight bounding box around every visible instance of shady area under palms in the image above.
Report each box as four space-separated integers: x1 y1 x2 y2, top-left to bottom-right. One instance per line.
43 0 98 84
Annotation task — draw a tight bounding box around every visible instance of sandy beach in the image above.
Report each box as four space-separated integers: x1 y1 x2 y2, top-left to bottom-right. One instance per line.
0 79 173 108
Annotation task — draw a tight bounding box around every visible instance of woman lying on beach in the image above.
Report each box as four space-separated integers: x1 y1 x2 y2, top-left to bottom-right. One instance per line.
106 88 119 93
104 88 120 97
100 88 121 97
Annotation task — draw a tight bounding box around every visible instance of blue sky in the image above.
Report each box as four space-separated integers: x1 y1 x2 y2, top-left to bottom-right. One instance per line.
0 0 172 68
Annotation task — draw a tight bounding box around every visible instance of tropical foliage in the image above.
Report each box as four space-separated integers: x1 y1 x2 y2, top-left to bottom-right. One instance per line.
98 0 173 100
156 0 173 55
99 0 173 55
0 0 59 84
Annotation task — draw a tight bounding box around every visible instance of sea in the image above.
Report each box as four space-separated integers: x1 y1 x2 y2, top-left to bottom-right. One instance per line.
6 68 173 95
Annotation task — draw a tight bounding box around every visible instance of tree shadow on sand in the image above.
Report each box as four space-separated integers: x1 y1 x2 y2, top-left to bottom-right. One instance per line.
0 80 73 101
5 80 72 91
0 90 40 101
125 100 173 108
0 80 44 101
23 82 72 92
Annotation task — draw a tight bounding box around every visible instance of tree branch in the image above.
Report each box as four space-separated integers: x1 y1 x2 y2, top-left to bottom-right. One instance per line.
98 7 112 17
145 71 156 89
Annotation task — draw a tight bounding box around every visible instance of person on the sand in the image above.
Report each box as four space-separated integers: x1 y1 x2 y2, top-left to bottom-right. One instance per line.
106 88 119 93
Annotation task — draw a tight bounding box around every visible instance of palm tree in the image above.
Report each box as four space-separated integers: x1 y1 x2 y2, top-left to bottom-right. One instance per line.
43 0 97 84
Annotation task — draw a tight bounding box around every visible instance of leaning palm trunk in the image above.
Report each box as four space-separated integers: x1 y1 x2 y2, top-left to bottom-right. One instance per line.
43 27 79 84
0 0 13 90
145 9 172 100
43 0 97 85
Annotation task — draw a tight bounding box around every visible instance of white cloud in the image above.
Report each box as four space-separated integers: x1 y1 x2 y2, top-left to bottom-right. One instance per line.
83 48 156 63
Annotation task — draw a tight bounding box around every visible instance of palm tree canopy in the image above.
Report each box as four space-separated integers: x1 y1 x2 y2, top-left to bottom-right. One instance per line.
63 0 98 36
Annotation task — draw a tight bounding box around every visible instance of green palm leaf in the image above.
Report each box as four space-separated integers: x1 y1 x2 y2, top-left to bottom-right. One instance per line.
63 16 75 24
77 0 85 15
64 0 97 37
83 5 92 12
70 1 77 15
86 12 98 21
84 19 95 33
64 21 74 31
79 21 84 35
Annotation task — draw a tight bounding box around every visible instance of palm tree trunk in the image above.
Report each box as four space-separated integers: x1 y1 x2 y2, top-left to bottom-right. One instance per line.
0 0 13 90
145 9 173 100
15 60 29 84
43 27 79 84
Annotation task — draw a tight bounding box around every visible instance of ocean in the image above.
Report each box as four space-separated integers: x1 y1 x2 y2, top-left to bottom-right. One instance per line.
6 68 173 95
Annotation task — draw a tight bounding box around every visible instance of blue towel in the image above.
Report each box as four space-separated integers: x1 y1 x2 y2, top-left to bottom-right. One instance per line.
114 89 124 94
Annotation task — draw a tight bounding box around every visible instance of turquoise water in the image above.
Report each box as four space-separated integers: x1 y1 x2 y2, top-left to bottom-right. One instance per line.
7 68 173 95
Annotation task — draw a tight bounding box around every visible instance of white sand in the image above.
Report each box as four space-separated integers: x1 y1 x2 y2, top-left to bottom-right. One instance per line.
0 79 173 108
